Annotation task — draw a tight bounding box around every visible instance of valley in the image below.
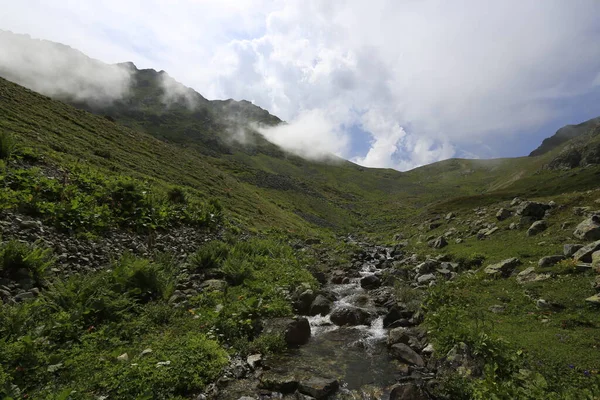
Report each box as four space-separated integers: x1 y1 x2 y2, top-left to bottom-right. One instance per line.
1 36 600 398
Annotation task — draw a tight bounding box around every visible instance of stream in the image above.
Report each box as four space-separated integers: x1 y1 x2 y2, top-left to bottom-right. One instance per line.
215 244 434 400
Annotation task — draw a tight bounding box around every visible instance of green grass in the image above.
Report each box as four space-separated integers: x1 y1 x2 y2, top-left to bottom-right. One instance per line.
0 238 316 398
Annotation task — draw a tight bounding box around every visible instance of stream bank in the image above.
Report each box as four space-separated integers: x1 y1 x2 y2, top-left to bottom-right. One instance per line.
211 240 443 400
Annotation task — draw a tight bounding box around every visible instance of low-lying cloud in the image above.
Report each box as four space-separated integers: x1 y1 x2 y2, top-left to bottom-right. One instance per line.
256 109 349 161
0 30 132 105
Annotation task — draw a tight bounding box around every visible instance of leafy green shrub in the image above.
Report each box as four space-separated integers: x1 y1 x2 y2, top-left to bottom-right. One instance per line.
0 132 16 160
188 241 230 271
0 240 54 284
111 253 175 302
167 186 187 204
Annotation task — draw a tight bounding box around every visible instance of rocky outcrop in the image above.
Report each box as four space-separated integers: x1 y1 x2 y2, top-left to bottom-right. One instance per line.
527 220 547 236
573 240 600 262
389 343 425 367
262 317 311 347
298 377 339 399
330 306 373 326
483 258 521 278
360 274 381 290
309 295 333 316
538 255 565 268
516 201 550 221
496 208 512 221
573 215 600 241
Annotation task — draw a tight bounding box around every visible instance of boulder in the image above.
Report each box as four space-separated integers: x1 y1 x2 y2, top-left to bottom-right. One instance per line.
516 201 550 220
483 258 521 278
496 208 512 221
415 259 439 275
527 220 547 236
446 212 456 220
564 244 584 257
330 270 347 284
360 275 381 290
573 216 600 241
285 318 311 346
428 236 448 249
389 343 425 367
538 255 565 268
309 295 332 316
387 327 411 347
593 251 600 267
298 377 339 399
389 384 428 400
573 240 600 262
263 317 311 347
417 273 436 285
295 289 315 315
330 306 373 326
383 305 414 328
258 371 299 393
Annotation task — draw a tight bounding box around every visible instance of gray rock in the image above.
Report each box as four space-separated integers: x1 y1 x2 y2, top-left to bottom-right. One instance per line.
389 383 428 400
593 251 600 267
298 377 339 399
496 208 512 221
483 258 521 277
538 255 565 268
246 354 262 369
417 273 436 285
389 343 425 367
428 236 448 249
263 317 311 347
573 240 600 262
527 220 547 236
387 327 411 347
258 371 299 393
383 306 413 328
330 306 373 326
415 259 439 274
564 244 584 257
516 201 550 220
285 318 311 346
573 216 600 241
446 212 456 220
309 295 332 316
360 275 381 290
295 289 315 314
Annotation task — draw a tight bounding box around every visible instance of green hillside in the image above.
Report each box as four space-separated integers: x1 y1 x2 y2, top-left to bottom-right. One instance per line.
1 58 600 399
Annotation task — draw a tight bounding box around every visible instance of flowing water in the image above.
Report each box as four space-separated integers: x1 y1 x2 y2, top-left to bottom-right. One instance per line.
265 257 403 398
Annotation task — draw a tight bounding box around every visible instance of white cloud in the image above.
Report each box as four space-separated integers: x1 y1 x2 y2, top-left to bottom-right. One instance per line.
0 31 132 104
1 0 600 170
256 109 349 161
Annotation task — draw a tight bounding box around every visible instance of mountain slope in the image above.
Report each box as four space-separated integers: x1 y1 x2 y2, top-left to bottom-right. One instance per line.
529 116 600 157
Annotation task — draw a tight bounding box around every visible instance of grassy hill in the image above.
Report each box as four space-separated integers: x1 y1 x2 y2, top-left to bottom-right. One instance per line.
1 35 600 398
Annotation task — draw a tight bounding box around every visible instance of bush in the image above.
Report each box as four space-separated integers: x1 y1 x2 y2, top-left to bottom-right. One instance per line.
0 132 16 160
0 240 54 284
167 186 187 204
188 241 230 271
111 253 175 302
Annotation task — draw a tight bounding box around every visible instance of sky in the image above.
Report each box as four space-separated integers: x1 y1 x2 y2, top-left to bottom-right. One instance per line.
1 0 600 170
